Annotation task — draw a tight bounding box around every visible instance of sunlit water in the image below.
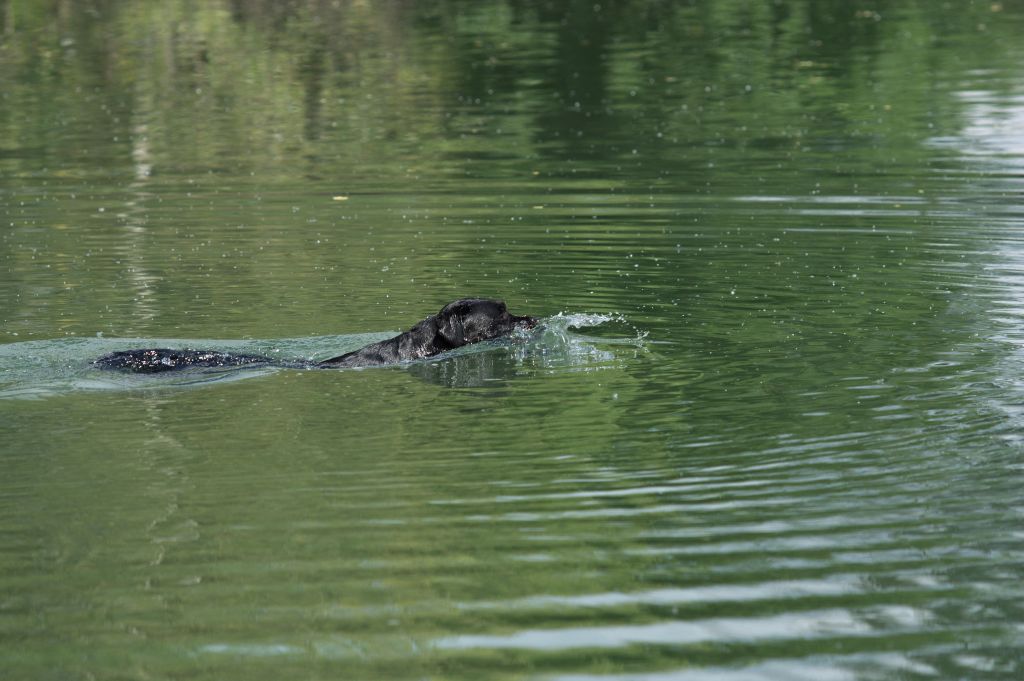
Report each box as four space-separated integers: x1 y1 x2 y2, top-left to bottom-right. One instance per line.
3 2 1024 680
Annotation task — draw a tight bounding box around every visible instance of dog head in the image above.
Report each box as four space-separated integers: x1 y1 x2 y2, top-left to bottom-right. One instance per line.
436 298 537 348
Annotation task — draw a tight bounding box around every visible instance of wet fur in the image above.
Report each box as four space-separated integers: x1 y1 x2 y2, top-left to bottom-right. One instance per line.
94 299 536 373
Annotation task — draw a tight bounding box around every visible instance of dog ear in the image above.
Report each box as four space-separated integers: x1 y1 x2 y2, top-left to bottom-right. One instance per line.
438 310 466 347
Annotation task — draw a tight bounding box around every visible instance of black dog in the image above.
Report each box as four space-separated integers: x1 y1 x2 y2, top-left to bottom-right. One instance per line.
94 298 537 373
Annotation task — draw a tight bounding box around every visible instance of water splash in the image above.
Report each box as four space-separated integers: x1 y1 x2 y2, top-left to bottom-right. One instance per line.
508 312 647 372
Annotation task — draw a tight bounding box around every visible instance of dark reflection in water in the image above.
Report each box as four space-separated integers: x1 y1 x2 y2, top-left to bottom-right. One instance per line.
2 1 1024 680
407 347 522 389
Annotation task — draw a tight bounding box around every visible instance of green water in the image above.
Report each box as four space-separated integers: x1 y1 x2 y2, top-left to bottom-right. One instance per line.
3 1 1024 678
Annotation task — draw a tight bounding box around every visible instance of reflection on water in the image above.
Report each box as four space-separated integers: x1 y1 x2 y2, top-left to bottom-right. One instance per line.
2 1 1024 680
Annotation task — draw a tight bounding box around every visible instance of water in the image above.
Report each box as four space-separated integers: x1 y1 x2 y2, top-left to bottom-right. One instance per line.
2 1 1024 679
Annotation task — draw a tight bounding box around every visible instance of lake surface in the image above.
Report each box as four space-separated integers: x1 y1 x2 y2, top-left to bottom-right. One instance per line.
3 1 1024 679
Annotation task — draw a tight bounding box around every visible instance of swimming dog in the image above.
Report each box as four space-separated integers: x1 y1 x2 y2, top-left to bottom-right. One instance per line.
94 298 537 373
